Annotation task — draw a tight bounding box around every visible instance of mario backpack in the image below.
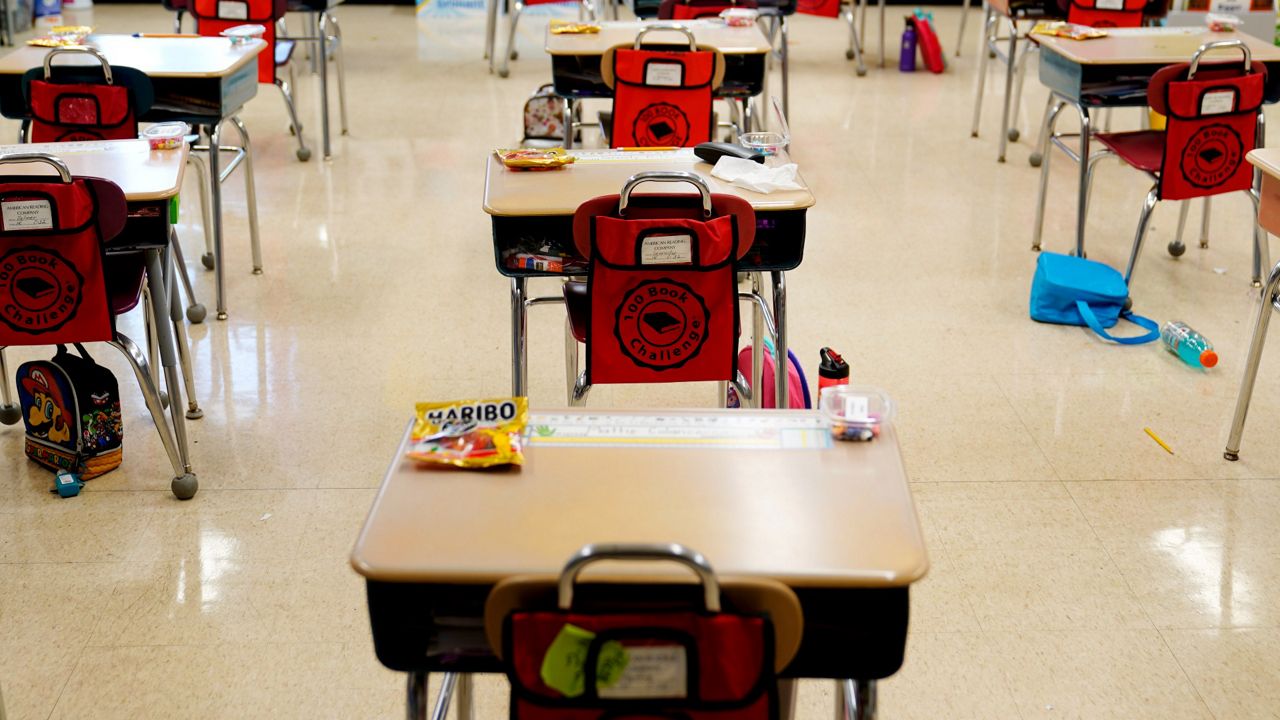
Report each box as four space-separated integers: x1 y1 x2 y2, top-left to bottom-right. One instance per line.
17 343 123 479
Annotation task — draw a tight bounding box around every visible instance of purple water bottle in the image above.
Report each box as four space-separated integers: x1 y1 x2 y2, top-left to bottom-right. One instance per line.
900 22 917 72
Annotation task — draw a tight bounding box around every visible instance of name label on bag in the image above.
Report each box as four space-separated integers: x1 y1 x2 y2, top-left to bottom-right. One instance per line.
1201 90 1235 115
1096 0 1124 9
1 199 53 230
597 645 688 699
218 0 249 19
641 233 693 265
645 62 684 87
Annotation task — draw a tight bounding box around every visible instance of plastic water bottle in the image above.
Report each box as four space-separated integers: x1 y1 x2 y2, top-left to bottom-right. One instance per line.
818 347 850 396
1161 321 1218 369
900 24 917 72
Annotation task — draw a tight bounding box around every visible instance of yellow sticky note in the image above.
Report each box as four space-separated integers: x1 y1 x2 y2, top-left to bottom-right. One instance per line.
539 625 631 697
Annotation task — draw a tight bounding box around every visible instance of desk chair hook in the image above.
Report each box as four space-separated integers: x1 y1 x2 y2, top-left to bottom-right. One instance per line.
1188 39 1251 80
558 543 721 612
620 171 713 217
634 24 697 50
0 152 73 182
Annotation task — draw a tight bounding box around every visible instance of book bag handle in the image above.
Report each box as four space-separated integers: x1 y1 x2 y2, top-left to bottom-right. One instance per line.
619 171 712 217
634 23 697 50
43 46 114 84
55 343 97 362
1076 301 1160 345
0 152 72 182
558 543 721 612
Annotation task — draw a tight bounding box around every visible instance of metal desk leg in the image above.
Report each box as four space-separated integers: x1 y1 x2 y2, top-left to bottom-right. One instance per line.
1225 264 1280 461
317 11 332 160
772 270 788 410
512 277 528 396
0 346 19 424
431 673 459 720
1031 96 1065 250
143 247 197 498
845 679 877 720
167 233 203 420
956 0 971 57
777 678 797 720
486 0 499 69
206 122 228 320
969 4 993 138
456 674 474 720
1073 102 1091 257
996 19 1017 163
406 672 429 720
877 0 885 68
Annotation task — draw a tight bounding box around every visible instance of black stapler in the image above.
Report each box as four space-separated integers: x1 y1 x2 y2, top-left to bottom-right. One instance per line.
693 142 766 165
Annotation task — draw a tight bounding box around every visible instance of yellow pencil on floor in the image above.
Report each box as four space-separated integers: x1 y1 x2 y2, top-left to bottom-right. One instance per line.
1144 427 1174 455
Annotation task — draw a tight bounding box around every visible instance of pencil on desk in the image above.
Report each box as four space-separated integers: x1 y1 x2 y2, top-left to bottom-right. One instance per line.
616 146 679 152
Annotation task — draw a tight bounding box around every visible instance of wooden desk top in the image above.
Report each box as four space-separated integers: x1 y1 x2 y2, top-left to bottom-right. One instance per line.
1032 27 1280 65
484 149 816 217
545 20 772 55
0 35 265 78
350 409 929 589
0 140 187 200
1248 148 1280 178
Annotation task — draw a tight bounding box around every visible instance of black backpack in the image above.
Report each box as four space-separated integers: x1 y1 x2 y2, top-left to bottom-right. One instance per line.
16 343 123 479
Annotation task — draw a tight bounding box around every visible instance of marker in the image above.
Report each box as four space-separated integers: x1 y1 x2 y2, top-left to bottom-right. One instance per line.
1143 427 1174 455
131 33 199 38
617 146 679 152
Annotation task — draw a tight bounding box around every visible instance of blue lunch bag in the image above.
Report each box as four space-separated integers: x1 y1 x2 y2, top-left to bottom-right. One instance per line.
1029 252 1160 345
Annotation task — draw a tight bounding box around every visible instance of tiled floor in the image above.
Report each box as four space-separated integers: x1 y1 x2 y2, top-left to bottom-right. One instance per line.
1 2 1280 718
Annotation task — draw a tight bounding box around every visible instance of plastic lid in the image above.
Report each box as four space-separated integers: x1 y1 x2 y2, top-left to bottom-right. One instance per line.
1200 349 1219 368
819 347 849 379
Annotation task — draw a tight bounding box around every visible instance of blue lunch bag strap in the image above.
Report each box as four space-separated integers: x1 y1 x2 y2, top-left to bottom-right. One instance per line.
1076 300 1160 345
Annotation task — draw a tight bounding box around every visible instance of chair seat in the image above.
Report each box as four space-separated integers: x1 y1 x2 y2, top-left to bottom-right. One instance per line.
1096 130 1165 174
276 39 296 67
105 255 147 316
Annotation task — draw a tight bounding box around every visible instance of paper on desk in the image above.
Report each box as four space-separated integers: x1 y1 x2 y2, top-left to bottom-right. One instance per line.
710 156 802 193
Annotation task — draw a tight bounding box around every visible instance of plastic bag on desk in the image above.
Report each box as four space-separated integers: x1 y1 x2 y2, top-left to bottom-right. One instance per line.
711 156 803 193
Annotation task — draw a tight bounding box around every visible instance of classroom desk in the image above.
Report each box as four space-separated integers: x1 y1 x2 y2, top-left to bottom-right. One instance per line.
1030 28 1280 257
0 140 199 494
545 20 771 104
0 35 266 321
351 408 929 719
483 147 814 407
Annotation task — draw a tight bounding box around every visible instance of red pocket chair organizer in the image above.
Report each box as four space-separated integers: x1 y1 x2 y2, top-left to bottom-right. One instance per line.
0 162 125 346
485 544 804 720
1065 0 1145 27
24 47 149 144
1087 40 1267 284
569 172 754 388
601 26 726 148
659 0 758 20
190 0 288 83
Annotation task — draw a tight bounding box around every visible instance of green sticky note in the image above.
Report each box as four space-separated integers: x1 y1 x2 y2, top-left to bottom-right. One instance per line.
595 640 629 688
169 195 179 224
540 624 595 697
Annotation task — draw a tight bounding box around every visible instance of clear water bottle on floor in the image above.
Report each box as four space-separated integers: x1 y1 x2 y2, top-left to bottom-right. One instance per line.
1161 321 1218 369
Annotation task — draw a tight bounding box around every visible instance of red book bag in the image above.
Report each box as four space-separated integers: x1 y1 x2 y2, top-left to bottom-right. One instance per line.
1066 0 1145 27
659 0 758 19
603 28 724 148
191 0 286 83
573 174 754 386
26 48 138 144
1149 56 1266 201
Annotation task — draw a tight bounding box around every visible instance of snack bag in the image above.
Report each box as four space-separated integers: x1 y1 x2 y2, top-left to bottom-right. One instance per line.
408 398 529 468
497 148 576 171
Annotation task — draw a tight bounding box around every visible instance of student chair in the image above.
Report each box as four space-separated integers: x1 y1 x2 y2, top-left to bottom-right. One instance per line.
561 172 757 406
283 0 350 159
497 0 605 78
188 0 312 161
19 46 211 329
970 0 1063 163
1225 259 1280 462
600 26 726 148
484 543 804 720
1035 41 1267 285
0 154 199 499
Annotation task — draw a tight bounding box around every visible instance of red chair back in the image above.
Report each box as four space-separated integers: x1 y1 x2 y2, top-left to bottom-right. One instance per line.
658 0 757 20
190 0 287 83
602 28 724 148
0 155 127 347
1066 0 1144 27
573 173 753 386
1148 50 1267 201
24 48 142 144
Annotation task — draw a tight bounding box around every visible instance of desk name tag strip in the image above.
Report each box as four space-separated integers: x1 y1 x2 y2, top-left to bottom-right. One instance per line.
570 149 698 164
526 412 832 449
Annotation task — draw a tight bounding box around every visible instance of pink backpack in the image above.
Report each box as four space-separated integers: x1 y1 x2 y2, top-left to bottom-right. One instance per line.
727 345 812 409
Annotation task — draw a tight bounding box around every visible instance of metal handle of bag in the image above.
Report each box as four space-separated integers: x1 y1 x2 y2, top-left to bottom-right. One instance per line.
619 171 713 217
558 543 721 612
633 23 697 50
0 153 72 182
1188 39 1251 80
43 46 114 84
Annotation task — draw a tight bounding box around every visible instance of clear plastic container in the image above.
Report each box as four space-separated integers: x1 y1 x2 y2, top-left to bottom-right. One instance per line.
720 7 759 26
819 385 894 442
141 121 190 150
221 24 266 45
739 132 788 156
